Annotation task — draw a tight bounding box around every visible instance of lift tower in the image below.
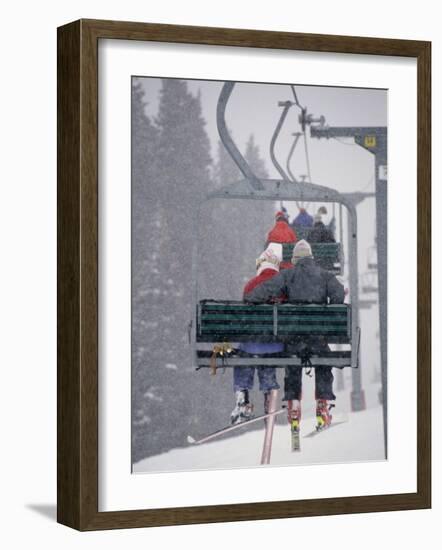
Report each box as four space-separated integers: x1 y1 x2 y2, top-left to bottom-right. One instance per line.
310 124 388 454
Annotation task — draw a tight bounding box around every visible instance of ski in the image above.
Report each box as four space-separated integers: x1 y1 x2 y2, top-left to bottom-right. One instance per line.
291 420 301 451
303 420 347 438
260 389 279 464
187 406 287 446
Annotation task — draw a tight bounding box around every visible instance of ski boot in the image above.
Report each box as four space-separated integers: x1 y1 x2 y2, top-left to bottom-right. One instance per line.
315 399 335 431
287 399 301 452
230 389 254 425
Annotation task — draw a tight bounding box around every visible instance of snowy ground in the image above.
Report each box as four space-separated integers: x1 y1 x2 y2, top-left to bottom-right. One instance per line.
134 378 385 473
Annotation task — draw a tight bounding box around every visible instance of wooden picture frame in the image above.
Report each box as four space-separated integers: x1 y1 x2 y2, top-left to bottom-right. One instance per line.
57 18 431 530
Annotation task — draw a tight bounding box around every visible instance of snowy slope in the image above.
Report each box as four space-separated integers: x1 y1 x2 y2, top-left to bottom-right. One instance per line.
134 381 385 473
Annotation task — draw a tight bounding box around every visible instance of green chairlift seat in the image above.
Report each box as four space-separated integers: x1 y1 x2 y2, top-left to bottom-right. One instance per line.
195 300 358 368
292 226 310 241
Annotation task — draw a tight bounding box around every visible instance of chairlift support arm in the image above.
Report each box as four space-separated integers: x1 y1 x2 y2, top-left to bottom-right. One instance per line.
286 132 302 183
269 100 294 182
216 82 264 191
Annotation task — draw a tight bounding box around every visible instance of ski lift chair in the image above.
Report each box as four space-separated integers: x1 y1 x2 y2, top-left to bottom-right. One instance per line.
195 301 356 369
190 82 361 373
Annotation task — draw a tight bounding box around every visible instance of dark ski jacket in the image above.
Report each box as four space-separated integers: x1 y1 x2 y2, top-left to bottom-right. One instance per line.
244 257 344 305
244 258 345 354
243 268 281 296
307 221 336 243
307 222 337 271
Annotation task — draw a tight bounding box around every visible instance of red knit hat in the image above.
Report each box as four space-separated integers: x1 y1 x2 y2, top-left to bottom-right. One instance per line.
275 210 288 221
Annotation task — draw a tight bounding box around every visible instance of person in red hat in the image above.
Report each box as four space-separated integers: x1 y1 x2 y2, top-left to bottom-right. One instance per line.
266 210 297 270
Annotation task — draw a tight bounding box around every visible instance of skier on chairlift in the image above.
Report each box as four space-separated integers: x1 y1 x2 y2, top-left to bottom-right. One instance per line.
291 207 313 229
244 239 345 431
307 206 336 244
230 243 285 425
307 206 337 271
266 210 297 270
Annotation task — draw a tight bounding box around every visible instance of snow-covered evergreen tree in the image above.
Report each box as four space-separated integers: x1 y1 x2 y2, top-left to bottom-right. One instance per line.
244 134 269 179
132 79 230 461
132 81 277 463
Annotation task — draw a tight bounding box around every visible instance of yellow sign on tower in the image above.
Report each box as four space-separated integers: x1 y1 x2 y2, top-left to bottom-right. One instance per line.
364 135 377 148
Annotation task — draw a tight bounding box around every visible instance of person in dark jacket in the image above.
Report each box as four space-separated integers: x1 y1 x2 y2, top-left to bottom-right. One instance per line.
244 239 345 430
230 244 284 425
307 211 337 271
308 214 336 244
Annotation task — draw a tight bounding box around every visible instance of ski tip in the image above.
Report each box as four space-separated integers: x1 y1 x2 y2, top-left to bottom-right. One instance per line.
187 435 196 445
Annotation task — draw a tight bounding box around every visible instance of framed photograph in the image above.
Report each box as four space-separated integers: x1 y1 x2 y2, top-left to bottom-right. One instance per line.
57 19 431 530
